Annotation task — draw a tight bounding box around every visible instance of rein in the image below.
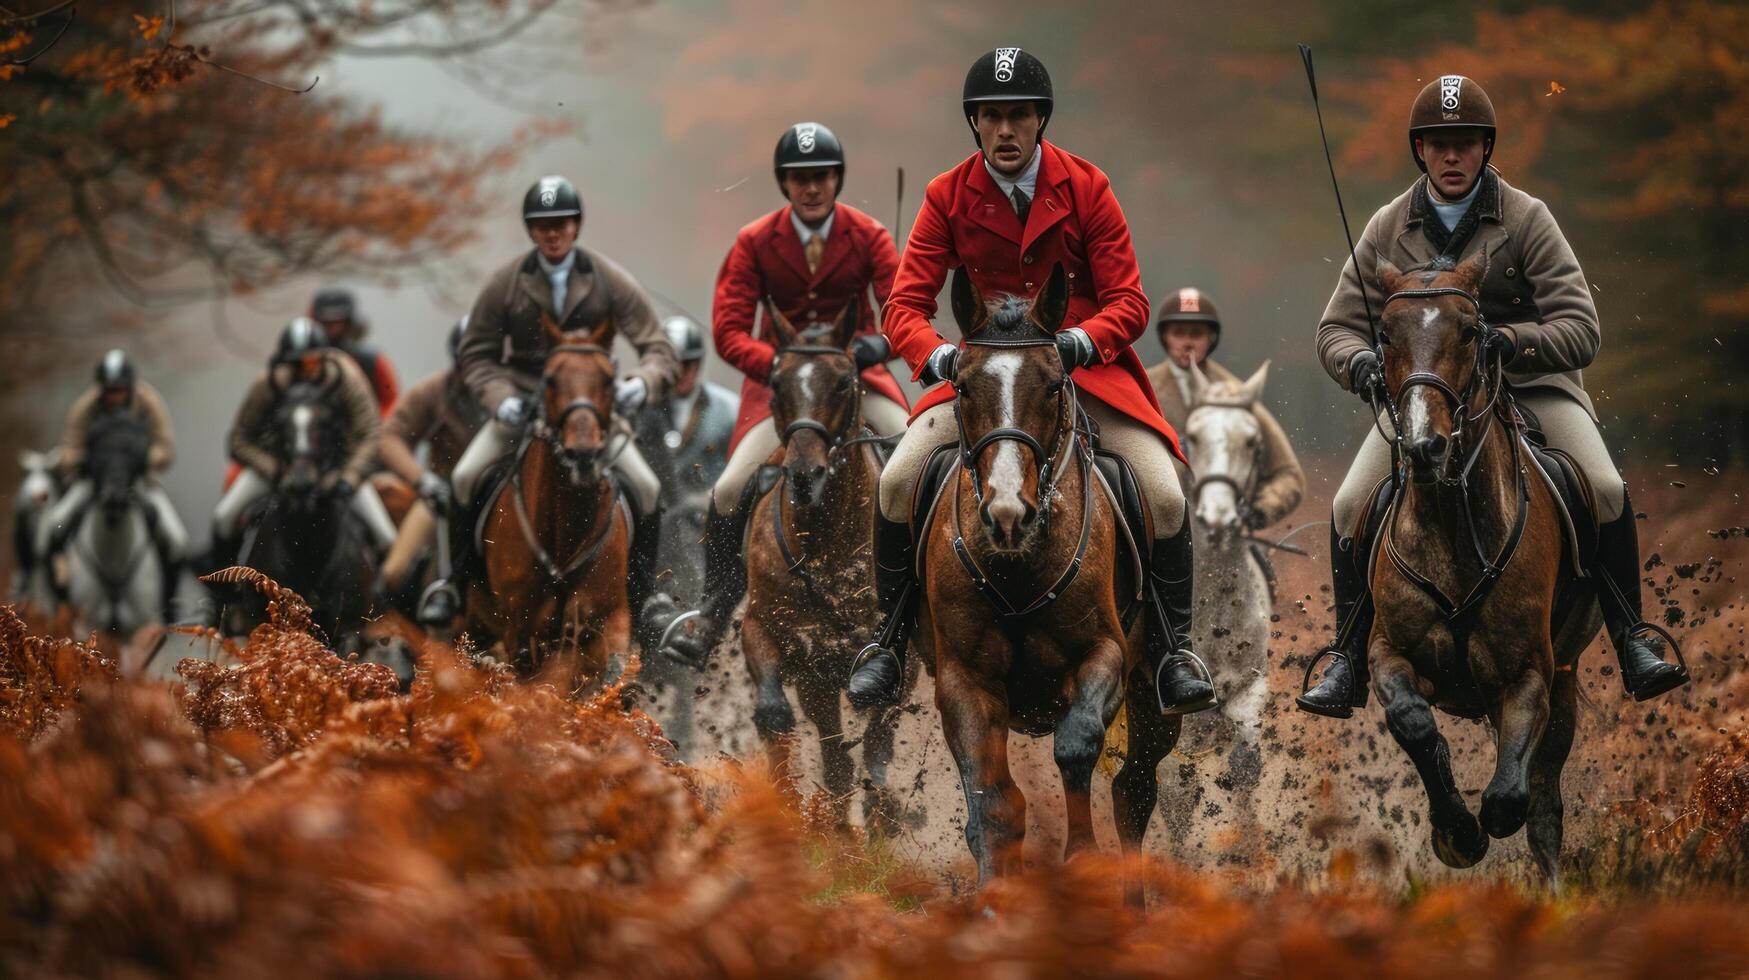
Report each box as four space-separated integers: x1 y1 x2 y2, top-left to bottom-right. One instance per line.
949 338 1096 618
1375 284 1528 627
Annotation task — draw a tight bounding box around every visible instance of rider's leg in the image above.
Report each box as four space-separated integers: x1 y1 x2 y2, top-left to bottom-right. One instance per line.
141 481 189 621
612 439 679 645
1082 397 1215 716
421 421 513 622
849 402 958 709
860 393 911 436
663 418 780 663
381 500 435 592
1298 420 1394 717
1522 390 1687 700
195 468 271 625
349 481 400 553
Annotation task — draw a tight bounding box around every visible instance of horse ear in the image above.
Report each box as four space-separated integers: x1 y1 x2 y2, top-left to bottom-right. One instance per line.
765 300 799 347
1452 250 1488 292
950 267 986 335
834 299 860 351
581 313 615 347
1032 263 1069 333
541 310 566 347
1187 360 1211 405
1240 360 1271 404
1376 259 1408 296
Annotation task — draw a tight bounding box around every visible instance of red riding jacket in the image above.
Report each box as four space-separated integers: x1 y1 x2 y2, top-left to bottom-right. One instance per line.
712 201 909 450
884 142 1183 460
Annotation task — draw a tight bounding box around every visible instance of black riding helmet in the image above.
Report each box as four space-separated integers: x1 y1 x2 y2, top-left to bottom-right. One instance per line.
523 175 584 223
962 47 1054 146
274 316 327 366
311 287 356 324
773 122 846 196
94 348 136 389
1155 287 1222 356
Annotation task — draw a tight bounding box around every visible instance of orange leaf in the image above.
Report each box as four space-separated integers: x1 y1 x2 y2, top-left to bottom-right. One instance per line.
0 114 14 129
1546 80 1566 96
134 14 165 40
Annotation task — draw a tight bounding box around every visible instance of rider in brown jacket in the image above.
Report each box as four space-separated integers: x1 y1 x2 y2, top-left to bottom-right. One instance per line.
1297 75 1687 718
423 176 681 642
1147 288 1304 530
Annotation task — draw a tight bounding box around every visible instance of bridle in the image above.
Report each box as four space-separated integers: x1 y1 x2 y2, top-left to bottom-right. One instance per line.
1374 283 1528 627
1186 397 1263 525
948 337 1096 618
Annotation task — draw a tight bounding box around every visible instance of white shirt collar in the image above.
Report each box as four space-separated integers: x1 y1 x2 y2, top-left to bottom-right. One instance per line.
1165 359 1194 409
983 146 1042 204
790 208 834 244
536 249 576 278
1426 178 1482 232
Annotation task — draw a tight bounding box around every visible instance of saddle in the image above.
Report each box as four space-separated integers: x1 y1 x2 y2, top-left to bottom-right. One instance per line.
1515 404 1598 572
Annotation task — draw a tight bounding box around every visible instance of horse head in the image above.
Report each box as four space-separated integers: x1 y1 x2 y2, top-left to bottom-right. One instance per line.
766 300 861 508
540 312 617 484
274 383 338 507
1184 361 1269 543
1376 252 1490 484
83 413 152 524
951 264 1072 553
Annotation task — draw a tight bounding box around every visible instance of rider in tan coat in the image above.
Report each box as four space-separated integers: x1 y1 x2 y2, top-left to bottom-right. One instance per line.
1146 288 1303 530
1297 75 1687 718
423 176 681 643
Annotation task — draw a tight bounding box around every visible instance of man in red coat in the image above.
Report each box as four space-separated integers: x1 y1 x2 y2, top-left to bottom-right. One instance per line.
846 48 1214 717
663 122 910 666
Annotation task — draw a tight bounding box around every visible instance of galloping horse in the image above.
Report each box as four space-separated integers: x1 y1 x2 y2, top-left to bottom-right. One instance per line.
1359 255 1600 882
921 267 1178 884
740 301 900 826
466 315 632 693
1162 362 1275 839
225 382 377 648
59 414 167 635
10 448 62 609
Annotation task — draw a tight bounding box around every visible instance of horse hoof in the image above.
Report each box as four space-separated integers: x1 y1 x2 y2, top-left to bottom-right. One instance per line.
1481 785 1530 840
753 700 797 736
1431 813 1490 869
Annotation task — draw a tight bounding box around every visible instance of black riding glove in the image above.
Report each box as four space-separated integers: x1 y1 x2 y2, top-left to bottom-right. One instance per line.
1347 349 1383 402
850 334 891 371
331 478 355 500
1483 327 1515 365
920 342 960 387
1054 328 1098 372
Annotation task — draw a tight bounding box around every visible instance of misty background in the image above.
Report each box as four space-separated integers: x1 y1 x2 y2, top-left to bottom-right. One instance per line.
8 0 1724 544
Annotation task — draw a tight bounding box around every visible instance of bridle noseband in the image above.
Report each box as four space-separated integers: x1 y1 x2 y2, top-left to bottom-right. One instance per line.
953 338 1078 511
1377 285 1503 479
536 342 617 453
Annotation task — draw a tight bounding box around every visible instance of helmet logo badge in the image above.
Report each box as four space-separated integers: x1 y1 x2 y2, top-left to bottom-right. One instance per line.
795 123 817 153
1178 287 1201 313
993 47 1020 82
537 177 562 208
1439 75 1463 119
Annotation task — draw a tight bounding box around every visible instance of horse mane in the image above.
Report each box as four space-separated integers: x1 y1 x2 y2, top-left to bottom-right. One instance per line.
977 295 1052 343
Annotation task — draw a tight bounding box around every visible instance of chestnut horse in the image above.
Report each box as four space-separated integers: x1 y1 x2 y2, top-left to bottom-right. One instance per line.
921 267 1179 884
1361 255 1601 882
741 301 901 826
466 315 632 693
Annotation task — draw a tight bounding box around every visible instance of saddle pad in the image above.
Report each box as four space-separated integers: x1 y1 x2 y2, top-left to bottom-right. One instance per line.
1524 439 1596 573
911 443 960 554
1090 450 1147 621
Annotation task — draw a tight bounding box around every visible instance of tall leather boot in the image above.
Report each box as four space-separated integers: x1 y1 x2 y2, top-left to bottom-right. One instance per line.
628 510 679 651
847 513 916 710
1595 491 1687 701
417 513 471 626
1296 525 1374 718
661 505 748 667
1147 518 1217 716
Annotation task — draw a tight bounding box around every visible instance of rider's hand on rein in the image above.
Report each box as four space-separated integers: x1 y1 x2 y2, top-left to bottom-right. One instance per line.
496 396 530 428
1348 349 1383 403
850 334 892 371
921 342 960 387
614 377 648 417
1054 328 1097 372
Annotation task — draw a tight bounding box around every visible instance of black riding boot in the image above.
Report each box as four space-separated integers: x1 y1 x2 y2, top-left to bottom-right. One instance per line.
156 539 184 624
417 515 470 626
628 510 679 651
661 505 747 667
1595 493 1688 701
1147 519 1217 716
1297 525 1374 718
847 513 916 710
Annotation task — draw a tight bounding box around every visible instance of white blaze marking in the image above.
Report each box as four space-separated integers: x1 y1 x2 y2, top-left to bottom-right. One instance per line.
985 352 1026 493
291 405 314 456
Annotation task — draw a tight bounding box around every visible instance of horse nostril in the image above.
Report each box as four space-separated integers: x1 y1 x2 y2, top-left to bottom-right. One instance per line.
1411 434 1449 466
979 502 995 528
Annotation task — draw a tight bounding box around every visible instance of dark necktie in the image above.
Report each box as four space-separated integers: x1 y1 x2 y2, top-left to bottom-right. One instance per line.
1011 187 1031 224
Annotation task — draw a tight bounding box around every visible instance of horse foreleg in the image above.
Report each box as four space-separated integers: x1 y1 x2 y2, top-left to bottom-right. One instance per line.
1114 660 1181 907
796 675 853 826
858 697 901 836
1481 667 1549 841
1374 644 1488 869
937 658 1024 883
1527 666 1576 889
1056 635 1126 862
740 613 798 793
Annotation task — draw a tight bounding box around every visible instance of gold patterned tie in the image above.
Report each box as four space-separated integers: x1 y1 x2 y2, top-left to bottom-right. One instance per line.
805 234 824 274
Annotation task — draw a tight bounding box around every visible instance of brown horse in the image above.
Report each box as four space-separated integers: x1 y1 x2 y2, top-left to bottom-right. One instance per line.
466 315 632 693
920 267 1179 885
1364 255 1601 882
741 301 902 826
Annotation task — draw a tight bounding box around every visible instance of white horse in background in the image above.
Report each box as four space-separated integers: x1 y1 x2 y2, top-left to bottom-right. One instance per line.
1158 362 1276 858
10 449 62 610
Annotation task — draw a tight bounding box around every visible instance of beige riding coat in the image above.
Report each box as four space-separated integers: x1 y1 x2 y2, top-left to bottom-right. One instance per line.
1317 170 1601 419
1148 358 1304 528
59 380 175 475
458 246 679 414
228 352 380 487
379 370 485 485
